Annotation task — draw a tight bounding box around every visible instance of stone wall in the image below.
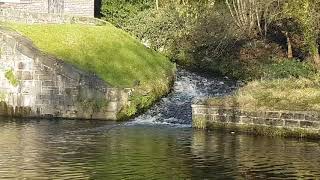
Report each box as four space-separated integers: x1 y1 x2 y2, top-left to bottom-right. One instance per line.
0 0 48 14
0 8 106 25
192 103 320 138
64 0 94 17
0 0 94 17
0 27 131 120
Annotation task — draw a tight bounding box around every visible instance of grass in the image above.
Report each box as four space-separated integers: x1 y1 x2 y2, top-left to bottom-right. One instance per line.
204 58 320 112
3 23 174 87
207 74 320 112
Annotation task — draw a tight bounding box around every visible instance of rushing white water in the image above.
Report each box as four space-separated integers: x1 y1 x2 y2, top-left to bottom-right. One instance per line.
130 68 238 126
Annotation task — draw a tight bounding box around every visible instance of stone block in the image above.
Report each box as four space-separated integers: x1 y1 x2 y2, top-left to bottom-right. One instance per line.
252 118 266 125
300 121 320 129
293 113 305 120
216 115 227 123
265 118 284 127
280 113 294 120
210 115 217 122
305 114 320 121
285 120 300 128
228 115 240 123
267 112 280 118
38 74 53 81
106 102 118 112
196 108 209 114
241 111 260 118
241 116 253 124
42 80 55 87
225 109 241 116
209 108 219 115
217 108 226 115
107 90 119 101
16 71 33 80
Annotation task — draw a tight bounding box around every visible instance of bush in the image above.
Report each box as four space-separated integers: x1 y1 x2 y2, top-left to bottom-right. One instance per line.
262 58 317 79
101 0 154 27
123 3 241 70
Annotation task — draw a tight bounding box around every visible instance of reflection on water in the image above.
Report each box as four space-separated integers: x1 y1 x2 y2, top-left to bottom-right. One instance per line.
0 119 319 179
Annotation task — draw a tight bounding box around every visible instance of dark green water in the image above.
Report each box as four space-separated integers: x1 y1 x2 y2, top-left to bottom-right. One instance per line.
0 118 319 179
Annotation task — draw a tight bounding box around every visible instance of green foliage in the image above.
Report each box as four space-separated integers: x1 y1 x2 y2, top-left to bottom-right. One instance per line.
262 58 317 79
5 69 19 87
123 2 239 70
123 7 191 61
284 0 320 59
6 23 173 87
101 0 154 27
117 75 175 120
77 96 109 114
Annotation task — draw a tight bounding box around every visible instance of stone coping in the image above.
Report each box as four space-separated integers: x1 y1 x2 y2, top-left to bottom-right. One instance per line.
191 104 320 119
0 8 107 25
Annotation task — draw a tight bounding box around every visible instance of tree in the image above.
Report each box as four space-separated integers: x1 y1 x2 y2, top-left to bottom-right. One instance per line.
284 0 320 65
225 0 283 38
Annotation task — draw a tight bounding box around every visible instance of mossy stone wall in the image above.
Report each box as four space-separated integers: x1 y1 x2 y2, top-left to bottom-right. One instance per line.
0 28 130 120
192 104 320 138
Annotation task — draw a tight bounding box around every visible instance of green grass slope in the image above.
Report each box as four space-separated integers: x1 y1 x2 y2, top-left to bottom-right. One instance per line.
6 23 173 87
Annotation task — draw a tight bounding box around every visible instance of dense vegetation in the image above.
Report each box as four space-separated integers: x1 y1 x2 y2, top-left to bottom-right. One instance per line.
101 0 320 111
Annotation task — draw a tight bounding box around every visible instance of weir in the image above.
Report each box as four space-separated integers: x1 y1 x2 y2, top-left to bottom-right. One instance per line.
131 68 237 126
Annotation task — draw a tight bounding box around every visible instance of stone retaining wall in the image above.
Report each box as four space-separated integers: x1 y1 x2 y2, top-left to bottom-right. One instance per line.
0 9 106 25
0 0 94 17
0 27 130 120
192 104 320 138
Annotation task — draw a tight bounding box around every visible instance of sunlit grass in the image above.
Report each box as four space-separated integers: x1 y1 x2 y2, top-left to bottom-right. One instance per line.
4 23 173 87
208 74 320 111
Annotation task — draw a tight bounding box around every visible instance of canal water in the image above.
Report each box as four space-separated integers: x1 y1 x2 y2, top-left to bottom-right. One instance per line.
0 69 319 179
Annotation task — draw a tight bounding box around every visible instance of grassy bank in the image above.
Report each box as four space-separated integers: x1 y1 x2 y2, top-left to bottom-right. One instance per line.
2 22 175 119
207 72 320 112
5 23 173 87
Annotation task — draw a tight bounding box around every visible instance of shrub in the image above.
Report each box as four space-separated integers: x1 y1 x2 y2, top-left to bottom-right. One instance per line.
101 0 154 27
262 58 317 79
123 3 241 70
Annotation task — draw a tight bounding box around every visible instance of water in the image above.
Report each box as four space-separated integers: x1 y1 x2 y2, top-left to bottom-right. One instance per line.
0 69 320 179
131 69 237 126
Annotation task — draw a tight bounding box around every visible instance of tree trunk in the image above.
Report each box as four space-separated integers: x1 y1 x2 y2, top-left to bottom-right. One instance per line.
313 51 320 67
286 32 293 58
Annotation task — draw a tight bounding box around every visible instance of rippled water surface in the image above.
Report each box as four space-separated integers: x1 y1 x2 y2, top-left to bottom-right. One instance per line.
0 69 320 179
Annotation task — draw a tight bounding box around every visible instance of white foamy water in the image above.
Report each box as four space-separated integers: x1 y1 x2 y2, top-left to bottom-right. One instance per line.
128 68 238 126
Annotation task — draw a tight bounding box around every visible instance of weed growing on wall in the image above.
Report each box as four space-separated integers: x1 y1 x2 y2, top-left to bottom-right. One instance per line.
0 91 7 101
5 69 19 87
